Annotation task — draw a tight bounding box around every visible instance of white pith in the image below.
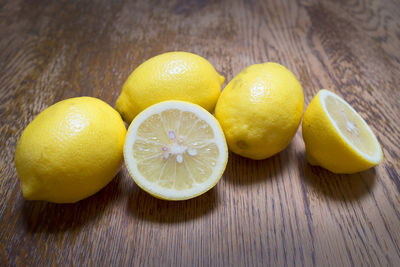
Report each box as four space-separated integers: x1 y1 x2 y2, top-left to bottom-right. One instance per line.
319 89 382 163
124 101 228 200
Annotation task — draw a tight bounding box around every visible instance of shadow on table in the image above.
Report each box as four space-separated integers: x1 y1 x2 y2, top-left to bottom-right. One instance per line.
127 186 218 223
223 148 289 185
301 162 376 201
21 172 123 233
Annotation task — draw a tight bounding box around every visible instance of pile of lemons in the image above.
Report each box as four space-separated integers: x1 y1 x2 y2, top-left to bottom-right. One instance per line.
14 52 382 203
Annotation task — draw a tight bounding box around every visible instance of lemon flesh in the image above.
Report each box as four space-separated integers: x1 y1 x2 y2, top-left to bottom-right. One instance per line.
116 51 225 123
124 101 228 200
302 89 382 173
14 97 126 203
215 62 304 160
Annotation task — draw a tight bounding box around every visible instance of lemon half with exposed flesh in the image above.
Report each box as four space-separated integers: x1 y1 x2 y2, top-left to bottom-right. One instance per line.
124 101 228 200
302 89 383 174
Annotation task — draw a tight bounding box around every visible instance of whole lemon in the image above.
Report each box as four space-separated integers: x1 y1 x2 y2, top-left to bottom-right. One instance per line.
116 51 225 123
14 97 127 203
215 62 304 160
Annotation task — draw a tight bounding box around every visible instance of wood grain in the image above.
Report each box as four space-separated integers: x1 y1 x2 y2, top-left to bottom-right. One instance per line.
1 0 400 266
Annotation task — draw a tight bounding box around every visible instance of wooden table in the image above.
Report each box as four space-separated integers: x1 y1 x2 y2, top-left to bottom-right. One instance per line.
1 0 399 266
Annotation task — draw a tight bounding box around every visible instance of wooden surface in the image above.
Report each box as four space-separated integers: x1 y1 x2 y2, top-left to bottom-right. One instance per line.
1 0 400 266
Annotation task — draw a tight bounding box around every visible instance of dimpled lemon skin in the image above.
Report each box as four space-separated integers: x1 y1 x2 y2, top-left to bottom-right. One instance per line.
14 97 127 203
116 51 225 123
215 62 304 160
302 91 382 174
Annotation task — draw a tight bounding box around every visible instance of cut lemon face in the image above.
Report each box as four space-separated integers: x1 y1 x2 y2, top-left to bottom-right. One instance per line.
124 101 228 200
302 89 382 174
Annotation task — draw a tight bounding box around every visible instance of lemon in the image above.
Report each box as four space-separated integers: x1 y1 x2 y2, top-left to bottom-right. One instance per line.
215 62 304 160
123 101 228 200
14 97 127 203
302 89 382 173
116 51 225 123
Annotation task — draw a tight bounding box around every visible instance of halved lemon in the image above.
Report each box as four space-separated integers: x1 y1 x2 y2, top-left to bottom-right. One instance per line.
124 101 228 200
302 89 383 174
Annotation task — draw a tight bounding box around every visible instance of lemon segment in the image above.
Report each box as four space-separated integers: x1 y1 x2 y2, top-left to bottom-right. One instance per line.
302 89 382 173
124 101 228 200
116 52 225 123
